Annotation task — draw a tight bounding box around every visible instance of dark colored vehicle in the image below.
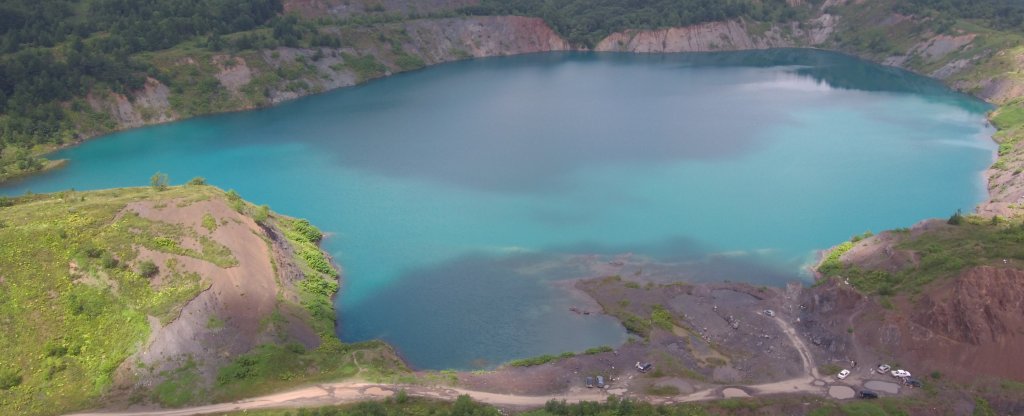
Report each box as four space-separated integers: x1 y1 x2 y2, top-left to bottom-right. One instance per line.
906 378 923 388
596 376 606 388
859 390 879 399
585 377 594 388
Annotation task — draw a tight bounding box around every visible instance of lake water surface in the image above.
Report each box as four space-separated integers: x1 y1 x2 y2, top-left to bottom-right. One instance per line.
1 50 995 369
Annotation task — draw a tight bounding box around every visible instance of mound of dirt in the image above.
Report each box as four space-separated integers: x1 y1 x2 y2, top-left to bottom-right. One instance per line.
113 195 322 391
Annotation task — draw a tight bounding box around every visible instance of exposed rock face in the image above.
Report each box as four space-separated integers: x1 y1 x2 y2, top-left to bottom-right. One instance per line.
87 77 175 129
213 55 254 96
914 267 1024 346
801 266 1024 382
402 16 572 63
593 19 833 53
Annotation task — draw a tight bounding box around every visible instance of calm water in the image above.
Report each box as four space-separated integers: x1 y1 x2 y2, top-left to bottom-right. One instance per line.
1 50 995 369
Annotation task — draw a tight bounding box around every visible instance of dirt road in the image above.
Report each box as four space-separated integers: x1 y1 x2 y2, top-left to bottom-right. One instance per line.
68 318 835 416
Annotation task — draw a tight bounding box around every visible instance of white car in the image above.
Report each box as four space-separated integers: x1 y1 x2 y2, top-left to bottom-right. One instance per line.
837 369 851 379
891 369 911 378
877 364 891 373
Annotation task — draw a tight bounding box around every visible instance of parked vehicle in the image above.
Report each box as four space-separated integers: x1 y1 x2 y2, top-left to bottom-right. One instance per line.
585 377 594 388
596 376 606 388
837 369 851 380
763 309 775 317
905 378 923 388
859 390 879 399
877 364 891 373
635 362 653 373
891 369 911 378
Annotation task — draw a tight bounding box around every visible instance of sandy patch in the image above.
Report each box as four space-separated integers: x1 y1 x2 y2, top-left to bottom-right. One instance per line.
721 387 749 398
864 380 899 394
828 385 856 399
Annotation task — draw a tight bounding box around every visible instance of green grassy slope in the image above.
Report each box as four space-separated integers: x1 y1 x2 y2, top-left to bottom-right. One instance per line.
0 184 406 415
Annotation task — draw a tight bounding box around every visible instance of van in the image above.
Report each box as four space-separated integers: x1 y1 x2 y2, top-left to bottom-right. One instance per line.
859 390 879 399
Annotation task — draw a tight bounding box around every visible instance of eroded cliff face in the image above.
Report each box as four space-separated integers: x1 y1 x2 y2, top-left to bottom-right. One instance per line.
873 267 1024 381
86 16 569 136
402 16 571 62
593 18 835 53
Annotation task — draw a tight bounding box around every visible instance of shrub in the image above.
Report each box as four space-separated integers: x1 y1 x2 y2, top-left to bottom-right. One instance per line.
186 176 207 186
651 305 675 330
948 209 964 225
150 172 169 191
0 369 22 390
292 219 323 242
253 205 270 224
299 247 336 276
138 260 159 278
202 213 217 232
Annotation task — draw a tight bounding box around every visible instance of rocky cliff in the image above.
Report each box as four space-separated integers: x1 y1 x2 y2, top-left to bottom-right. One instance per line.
594 19 814 53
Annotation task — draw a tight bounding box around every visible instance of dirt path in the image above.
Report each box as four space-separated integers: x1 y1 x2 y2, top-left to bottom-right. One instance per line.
69 318 833 416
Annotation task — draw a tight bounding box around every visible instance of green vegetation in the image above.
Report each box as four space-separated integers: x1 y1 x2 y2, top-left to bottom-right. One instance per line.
819 215 1024 295
463 0 815 47
222 395 501 416
819 363 843 376
817 241 855 276
339 52 388 82
504 345 614 367
279 217 338 337
202 213 218 232
152 359 201 407
213 339 406 402
506 352 574 367
0 186 237 415
650 304 676 330
0 1 283 159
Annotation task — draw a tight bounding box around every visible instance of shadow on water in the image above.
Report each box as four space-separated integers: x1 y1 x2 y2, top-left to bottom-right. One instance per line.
339 236 798 369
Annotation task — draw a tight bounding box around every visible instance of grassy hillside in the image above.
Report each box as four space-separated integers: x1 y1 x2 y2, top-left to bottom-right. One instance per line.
0 184 405 415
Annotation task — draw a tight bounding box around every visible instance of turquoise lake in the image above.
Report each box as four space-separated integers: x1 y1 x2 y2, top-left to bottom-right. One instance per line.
1 50 996 369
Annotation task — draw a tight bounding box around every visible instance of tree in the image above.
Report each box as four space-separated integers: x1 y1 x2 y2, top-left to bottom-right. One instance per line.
150 172 169 191
253 204 270 223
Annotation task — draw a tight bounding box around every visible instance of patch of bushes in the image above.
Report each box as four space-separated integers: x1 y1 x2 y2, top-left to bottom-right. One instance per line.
620 311 653 337
650 305 675 330
290 219 323 243
584 346 613 355
817 241 855 275
299 247 336 277
300 277 339 298
138 260 159 278
0 369 22 390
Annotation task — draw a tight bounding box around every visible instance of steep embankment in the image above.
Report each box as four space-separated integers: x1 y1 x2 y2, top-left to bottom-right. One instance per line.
0 185 402 415
807 214 1024 383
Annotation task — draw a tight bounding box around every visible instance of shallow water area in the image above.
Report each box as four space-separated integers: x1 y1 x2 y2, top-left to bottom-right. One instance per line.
1 50 995 369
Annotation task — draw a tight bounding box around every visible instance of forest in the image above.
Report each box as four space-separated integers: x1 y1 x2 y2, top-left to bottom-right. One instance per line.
0 0 282 156
463 0 815 48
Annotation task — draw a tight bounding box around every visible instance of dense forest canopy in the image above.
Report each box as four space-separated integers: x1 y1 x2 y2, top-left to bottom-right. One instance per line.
0 0 283 155
462 0 816 47
894 0 1024 30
